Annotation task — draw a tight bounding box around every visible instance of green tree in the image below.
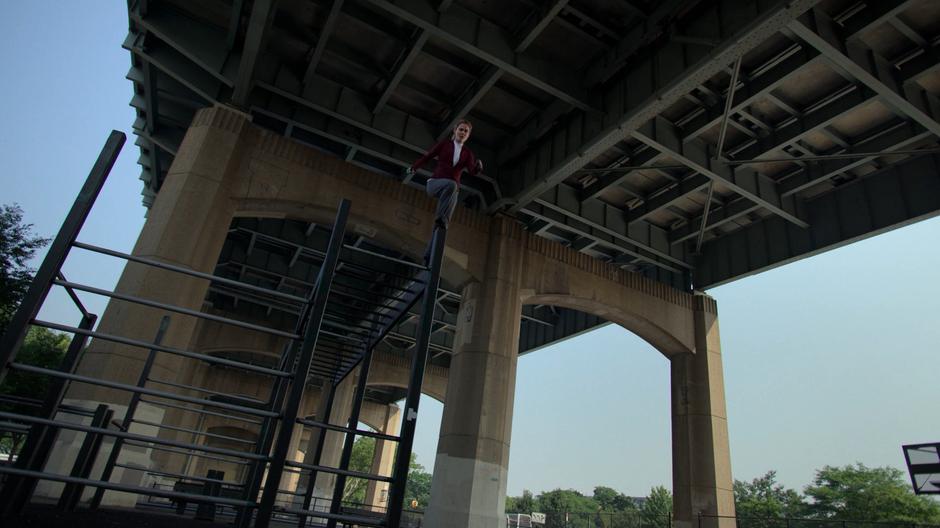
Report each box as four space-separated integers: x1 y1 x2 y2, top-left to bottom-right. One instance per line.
0 203 49 335
536 489 599 528
734 471 806 520
507 489 537 514
593 486 639 513
639 486 671 528
593 486 641 528
403 453 432 510
0 326 70 453
343 435 377 504
804 463 940 523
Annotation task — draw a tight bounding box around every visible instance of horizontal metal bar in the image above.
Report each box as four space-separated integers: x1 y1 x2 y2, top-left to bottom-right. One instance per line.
7 363 279 418
0 466 256 508
52 280 300 339
0 421 31 433
273 504 385 527
726 148 940 165
284 460 393 483
128 441 252 465
0 410 269 461
0 394 43 407
324 298 395 322
342 243 424 270
330 284 403 308
334 268 423 292
137 398 264 425
330 282 414 303
296 418 399 442
576 163 690 174
114 464 244 486
146 377 269 408
56 271 92 319
33 319 291 378
319 329 366 344
129 417 257 445
73 241 308 304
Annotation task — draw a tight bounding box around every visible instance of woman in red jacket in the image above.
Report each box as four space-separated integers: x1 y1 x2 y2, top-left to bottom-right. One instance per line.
406 119 483 229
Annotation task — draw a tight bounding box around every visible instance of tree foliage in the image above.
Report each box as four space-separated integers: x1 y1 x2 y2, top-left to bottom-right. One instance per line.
403 453 432 510
343 435 377 504
0 203 49 335
734 471 806 520
0 326 70 454
803 464 940 523
639 486 672 528
593 485 639 514
340 436 433 511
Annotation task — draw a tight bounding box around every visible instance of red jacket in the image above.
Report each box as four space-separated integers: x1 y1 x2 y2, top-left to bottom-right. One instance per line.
411 140 480 185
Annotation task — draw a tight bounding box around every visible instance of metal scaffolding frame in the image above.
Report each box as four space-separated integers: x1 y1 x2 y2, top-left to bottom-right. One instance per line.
0 131 448 528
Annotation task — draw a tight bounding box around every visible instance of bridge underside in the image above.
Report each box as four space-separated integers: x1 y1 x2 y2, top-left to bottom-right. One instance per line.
126 0 940 301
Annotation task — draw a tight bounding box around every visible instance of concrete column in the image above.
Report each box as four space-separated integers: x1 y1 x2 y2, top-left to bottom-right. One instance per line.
671 294 735 528
425 217 523 528
72 105 250 399
36 107 251 501
364 404 401 511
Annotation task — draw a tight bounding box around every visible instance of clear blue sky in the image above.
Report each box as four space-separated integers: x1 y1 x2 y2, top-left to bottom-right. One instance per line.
2 2 937 500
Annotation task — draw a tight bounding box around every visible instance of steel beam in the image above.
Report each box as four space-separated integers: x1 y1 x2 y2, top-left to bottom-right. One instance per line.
256 71 499 183
778 120 933 197
697 152 940 288
788 7 940 138
525 182 692 270
633 116 808 228
671 197 760 245
130 3 234 86
579 147 664 203
232 0 277 106
584 0 688 85
504 0 820 212
360 0 595 112
125 31 220 105
437 0 567 138
303 0 346 87
374 0 459 116
628 174 711 226
374 30 429 114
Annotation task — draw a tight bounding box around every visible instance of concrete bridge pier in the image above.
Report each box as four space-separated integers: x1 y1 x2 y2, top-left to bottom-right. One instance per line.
424 218 523 528
671 296 734 528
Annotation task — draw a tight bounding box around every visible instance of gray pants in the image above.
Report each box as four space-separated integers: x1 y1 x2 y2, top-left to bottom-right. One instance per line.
426 178 459 227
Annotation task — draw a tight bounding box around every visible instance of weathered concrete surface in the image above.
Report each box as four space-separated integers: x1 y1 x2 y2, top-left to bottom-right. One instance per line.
67 105 733 527
672 295 735 528
425 217 524 528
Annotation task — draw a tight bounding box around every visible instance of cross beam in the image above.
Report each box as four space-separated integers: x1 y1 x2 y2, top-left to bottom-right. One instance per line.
504 0 820 213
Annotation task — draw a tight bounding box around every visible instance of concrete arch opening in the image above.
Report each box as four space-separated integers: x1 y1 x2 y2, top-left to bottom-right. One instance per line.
509 312 673 509
521 296 691 359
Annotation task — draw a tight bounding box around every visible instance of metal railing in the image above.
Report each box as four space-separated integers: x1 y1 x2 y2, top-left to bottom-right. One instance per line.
0 129 452 528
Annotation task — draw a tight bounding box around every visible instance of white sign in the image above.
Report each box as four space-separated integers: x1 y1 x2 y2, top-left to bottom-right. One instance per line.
531 512 546 524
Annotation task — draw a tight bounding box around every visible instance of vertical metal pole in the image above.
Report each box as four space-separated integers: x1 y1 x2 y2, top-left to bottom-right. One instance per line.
255 200 350 528
326 347 375 528
0 131 125 386
89 316 170 509
57 404 113 511
0 313 97 516
296 378 339 528
386 224 446 528
235 339 302 528
694 182 716 253
715 56 742 161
